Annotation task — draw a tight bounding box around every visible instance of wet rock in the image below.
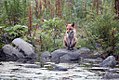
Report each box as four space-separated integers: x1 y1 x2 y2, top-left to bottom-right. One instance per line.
108 68 119 73
12 38 35 56
100 56 117 67
40 51 51 64
79 47 91 54
60 52 80 63
91 51 102 59
103 72 119 79
50 47 91 63
0 63 3 65
47 63 68 71
78 47 91 58
51 49 68 63
40 47 92 63
0 49 6 61
51 49 80 63
1 33 12 44
2 44 24 61
12 38 38 63
0 38 38 63
54 66 68 71
2 45 14 60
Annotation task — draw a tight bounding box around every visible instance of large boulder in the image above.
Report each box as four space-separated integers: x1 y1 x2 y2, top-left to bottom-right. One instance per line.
0 38 37 63
12 38 34 56
78 47 91 58
1 44 24 61
103 72 119 79
100 56 117 67
50 49 81 63
40 47 91 63
40 51 51 63
12 38 37 63
0 49 6 61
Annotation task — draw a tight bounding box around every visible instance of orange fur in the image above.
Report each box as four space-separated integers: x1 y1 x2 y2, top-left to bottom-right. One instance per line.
64 23 77 50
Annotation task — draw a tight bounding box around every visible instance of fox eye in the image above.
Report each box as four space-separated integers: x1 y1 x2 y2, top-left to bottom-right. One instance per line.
67 28 72 30
69 28 72 30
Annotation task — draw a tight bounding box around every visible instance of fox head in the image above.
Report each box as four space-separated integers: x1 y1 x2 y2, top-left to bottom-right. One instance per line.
66 23 75 33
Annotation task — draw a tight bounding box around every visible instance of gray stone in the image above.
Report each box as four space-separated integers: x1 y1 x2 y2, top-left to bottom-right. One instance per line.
2 44 13 56
2 44 22 61
100 56 117 67
40 51 51 63
78 47 91 58
0 38 37 63
54 66 68 71
79 47 91 54
0 47 6 61
60 52 80 63
103 72 119 79
91 51 102 59
46 63 68 71
12 38 37 63
41 48 91 63
12 38 34 56
12 47 24 59
51 49 68 63
51 49 80 63
0 63 3 65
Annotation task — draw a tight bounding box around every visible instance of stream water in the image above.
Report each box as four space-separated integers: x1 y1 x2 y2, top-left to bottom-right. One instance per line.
0 61 107 80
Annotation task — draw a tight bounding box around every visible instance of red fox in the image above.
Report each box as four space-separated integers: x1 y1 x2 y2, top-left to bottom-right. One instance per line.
64 23 77 50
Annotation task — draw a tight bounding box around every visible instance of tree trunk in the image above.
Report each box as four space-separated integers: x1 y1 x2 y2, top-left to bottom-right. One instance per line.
55 0 62 18
92 0 102 14
115 0 119 17
28 3 32 37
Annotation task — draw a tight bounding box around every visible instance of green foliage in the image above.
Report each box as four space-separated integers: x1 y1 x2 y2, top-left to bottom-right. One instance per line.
1 0 28 25
40 18 65 51
0 26 4 48
62 1 73 22
3 25 28 41
0 0 119 54
86 0 119 53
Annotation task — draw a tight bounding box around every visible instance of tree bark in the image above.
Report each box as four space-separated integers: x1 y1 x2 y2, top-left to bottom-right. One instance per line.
115 0 119 17
92 0 102 14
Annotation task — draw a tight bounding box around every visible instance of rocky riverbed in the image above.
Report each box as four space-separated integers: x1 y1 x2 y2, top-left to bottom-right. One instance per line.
0 61 101 80
1 38 119 80
1 60 119 80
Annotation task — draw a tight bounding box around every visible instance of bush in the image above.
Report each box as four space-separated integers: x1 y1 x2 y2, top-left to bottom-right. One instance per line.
1 25 28 44
40 18 65 51
86 1 119 53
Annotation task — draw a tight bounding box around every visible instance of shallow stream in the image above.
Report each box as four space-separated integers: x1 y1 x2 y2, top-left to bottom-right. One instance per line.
0 61 106 80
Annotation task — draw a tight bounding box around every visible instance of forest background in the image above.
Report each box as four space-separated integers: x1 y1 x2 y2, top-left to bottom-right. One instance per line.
0 0 119 57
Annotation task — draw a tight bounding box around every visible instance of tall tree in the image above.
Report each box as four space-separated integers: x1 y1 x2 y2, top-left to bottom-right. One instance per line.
92 0 102 14
28 2 32 37
115 0 119 17
55 0 62 18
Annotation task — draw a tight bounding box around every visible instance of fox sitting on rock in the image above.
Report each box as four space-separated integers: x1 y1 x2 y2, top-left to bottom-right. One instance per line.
64 23 77 50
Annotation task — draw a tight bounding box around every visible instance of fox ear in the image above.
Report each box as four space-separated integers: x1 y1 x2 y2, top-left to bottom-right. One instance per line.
71 22 75 27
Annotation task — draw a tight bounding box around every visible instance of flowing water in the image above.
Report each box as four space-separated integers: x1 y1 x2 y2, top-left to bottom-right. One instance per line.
0 61 106 80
